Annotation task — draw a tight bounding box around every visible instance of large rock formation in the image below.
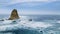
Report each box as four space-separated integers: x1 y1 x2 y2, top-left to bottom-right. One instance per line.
8 9 19 20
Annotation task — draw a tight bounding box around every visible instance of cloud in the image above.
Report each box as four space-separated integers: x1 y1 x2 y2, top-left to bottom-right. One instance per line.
0 0 59 7
0 0 57 7
11 0 57 2
9 0 57 4
0 0 57 4
17 10 60 15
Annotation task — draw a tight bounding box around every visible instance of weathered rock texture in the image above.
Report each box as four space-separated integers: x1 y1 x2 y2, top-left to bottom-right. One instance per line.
8 9 19 20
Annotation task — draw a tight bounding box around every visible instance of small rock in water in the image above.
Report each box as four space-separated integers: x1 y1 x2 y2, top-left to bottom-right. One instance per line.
13 21 16 22
0 19 4 21
29 19 32 21
40 31 43 32
11 20 17 24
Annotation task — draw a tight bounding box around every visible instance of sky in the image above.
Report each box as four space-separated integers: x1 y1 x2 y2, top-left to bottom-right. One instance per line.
0 0 60 15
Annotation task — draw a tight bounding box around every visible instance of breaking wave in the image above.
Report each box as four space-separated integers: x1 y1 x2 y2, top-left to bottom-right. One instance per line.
0 15 60 34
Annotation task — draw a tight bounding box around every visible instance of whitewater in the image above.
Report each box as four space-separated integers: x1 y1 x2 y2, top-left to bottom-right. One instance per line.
0 15 60 34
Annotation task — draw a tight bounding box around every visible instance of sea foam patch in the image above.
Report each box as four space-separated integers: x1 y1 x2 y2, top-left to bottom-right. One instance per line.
19 20 53 30
0 19 53 32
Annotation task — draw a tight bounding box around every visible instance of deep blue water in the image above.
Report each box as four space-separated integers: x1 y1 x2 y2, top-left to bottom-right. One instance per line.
0 15 60 21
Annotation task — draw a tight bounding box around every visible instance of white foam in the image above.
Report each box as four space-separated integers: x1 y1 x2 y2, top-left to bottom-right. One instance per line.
20 21 52 28
0 16 53 31
57 21 60 23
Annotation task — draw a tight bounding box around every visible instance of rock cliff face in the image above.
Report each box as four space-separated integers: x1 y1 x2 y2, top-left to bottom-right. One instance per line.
8 9 19 20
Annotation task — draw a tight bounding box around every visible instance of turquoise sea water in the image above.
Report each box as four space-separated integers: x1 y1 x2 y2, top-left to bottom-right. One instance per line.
0 15 60 34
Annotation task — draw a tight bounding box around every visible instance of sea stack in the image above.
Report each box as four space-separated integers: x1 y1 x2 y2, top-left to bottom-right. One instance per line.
8 9 19 20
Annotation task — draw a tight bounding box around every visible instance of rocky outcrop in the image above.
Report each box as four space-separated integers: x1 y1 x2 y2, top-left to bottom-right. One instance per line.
8 9 19 20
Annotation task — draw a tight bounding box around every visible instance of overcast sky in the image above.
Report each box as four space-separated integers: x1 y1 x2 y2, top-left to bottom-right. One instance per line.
0 0 60 15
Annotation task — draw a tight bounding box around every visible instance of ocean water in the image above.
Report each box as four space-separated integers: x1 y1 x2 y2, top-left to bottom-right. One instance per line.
0 15 60 34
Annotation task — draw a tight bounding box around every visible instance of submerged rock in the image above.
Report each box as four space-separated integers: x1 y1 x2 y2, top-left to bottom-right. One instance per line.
8 9 19 20
0 19 4 21
29 19 32 21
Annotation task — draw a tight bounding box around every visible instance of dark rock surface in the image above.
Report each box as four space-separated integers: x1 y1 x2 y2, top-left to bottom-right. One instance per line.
8 9 19 20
